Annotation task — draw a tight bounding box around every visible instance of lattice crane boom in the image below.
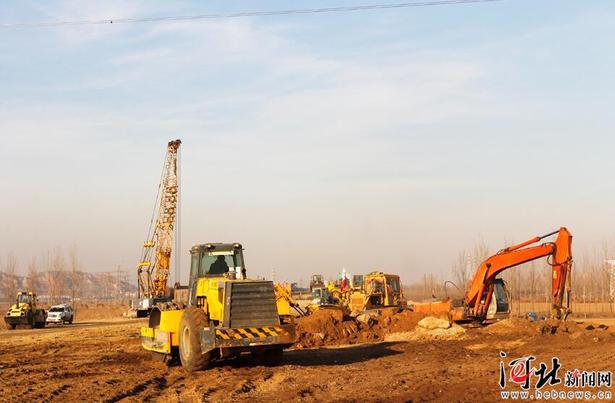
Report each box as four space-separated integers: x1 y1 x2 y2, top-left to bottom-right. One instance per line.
137 139 181 299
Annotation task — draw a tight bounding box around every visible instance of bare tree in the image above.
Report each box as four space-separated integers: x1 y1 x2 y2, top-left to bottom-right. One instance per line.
450 238 489 294
52 248 66 304
42 249 64 305
471 237 490 267
41 251 52 304
25 257 40 293
452 250 471 292
526 261 537 311
1 254 19 301
69 247 82 312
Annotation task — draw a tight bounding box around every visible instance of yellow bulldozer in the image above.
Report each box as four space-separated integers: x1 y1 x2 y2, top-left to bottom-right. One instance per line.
140 243 296 371
346 272 406 314
4 291 47 330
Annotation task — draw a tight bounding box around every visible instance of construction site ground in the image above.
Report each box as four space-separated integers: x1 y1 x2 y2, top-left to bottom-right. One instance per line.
0 307 614 402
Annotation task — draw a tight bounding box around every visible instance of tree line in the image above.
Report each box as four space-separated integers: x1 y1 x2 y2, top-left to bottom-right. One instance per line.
0 247 82 305
406 238 615 305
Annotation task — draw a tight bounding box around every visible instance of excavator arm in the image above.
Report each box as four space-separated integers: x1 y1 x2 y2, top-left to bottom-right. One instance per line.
465 227 572 321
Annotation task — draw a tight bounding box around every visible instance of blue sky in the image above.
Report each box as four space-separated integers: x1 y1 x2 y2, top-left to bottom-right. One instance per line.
1 1 615 285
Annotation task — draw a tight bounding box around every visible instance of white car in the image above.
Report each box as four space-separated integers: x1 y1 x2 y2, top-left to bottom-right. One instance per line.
46 304 74 325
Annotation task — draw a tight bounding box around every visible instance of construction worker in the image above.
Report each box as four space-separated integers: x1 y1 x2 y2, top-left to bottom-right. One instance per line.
209 255 229 274
341 277 349 291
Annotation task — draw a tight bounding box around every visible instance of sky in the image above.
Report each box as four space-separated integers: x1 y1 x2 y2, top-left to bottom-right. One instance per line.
1 0 615 287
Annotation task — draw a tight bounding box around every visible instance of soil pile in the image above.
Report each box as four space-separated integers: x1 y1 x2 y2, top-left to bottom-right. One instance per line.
295 308 427 348
482 317 540 336
483 317 608 340
385 316 466 341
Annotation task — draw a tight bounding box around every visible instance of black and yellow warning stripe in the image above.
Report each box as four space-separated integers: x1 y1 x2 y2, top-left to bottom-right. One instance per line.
216 326 286 340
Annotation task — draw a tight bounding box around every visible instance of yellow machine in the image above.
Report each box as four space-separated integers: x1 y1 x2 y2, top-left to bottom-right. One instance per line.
140 243 295 371
347 272 406 314
326 281 343 303
274 283 306 321
309 274 324 292
4 291 47 330
350 274 364 290
134 139 181 317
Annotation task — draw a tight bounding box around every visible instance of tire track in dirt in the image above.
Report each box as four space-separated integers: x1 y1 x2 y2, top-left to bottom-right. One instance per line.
1 316 614 402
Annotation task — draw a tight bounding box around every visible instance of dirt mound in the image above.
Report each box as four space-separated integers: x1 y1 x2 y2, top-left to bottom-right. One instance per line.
295 308 426 348
295 309 357 347
538 318 586 337
417 316 451 330
385 317 466 341
482 317 541 336
483 317 604 340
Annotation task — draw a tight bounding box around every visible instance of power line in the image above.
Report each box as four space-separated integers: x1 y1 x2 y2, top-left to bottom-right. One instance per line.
0 0 506 29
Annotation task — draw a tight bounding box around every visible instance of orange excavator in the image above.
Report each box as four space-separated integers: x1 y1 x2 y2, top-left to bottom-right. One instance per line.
413 227 573 323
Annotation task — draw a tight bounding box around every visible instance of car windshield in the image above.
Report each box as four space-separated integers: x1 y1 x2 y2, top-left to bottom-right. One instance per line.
198 250 243 276
50 307 64 312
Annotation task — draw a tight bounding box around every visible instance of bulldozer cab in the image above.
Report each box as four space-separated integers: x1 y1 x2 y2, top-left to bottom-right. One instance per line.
190 243 245 278
363 272 404 307
311 287 334 305
188 243 245 305
310 274 325 291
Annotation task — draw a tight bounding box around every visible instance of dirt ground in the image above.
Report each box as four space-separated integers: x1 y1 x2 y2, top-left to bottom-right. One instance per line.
0 308 614 402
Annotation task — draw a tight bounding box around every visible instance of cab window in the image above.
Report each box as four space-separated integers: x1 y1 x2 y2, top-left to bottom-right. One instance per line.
198 250 243 276
386 277 400 292
18 294 30 304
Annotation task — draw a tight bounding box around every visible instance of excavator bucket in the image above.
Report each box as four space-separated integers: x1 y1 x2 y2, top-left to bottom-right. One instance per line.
411 299 453 316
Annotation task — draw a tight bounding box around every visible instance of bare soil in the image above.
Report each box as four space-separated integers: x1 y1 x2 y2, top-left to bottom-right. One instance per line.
0 308 614 402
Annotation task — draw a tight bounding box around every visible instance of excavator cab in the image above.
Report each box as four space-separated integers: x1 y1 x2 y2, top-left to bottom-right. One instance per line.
485 279 511 321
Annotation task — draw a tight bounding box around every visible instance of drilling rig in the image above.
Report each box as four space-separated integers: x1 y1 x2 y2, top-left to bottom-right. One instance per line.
134 139 181 317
